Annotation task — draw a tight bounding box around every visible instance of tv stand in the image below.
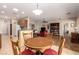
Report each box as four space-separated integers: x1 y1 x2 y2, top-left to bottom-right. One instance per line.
71 32 79 43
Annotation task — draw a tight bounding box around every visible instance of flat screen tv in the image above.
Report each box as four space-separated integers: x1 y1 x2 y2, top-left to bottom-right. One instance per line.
41 27 46 32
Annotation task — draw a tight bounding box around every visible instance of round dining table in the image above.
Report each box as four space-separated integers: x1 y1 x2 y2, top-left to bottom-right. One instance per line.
25 37 53 55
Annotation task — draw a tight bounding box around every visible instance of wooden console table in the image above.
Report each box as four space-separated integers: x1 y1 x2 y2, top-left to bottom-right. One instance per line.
71 32 79 43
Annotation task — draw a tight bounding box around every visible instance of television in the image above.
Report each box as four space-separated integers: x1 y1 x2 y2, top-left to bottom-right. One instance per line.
41 27 46 32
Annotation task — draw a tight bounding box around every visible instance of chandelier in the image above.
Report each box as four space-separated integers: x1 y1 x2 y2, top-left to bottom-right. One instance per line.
33 3 43 15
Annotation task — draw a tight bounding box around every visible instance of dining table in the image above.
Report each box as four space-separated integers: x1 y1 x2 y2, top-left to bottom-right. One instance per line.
25 37 53 55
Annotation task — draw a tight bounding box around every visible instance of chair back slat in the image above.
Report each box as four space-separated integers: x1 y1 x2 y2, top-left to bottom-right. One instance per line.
58 36 65 55
10 37 20 55
23 32 33 41
18 30 33 52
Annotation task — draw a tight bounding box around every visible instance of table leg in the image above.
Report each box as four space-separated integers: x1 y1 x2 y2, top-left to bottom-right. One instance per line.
36 50 43 55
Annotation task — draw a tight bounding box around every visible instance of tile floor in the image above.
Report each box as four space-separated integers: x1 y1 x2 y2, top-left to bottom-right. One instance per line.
0 35 13 55
0 35 79 55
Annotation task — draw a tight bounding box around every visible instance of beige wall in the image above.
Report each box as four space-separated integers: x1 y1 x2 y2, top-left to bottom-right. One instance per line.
76 17 79 32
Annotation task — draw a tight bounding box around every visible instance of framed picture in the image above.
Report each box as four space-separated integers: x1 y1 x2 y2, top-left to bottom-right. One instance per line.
18 17 29 29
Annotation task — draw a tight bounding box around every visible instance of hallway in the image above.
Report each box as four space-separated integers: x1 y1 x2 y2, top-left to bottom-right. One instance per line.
0 35 13 55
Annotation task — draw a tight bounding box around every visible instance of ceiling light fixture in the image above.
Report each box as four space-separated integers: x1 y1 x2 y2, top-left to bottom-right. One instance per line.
4 16 8 19
33 3 43 15
22 11 24 14
12 8 19 12
1 11 5 14
2 5 7 8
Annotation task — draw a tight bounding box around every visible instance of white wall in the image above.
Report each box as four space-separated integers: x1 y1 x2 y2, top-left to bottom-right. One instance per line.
76 17 79 33
11 18 75 36
61 20 75 36
12 19 18 37
0 19 9 35
32 21 49 33
33 19 75 36
34 21 42 33
0 16 76 37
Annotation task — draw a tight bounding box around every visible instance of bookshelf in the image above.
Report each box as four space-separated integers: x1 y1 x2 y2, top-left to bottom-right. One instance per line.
50 23 59 36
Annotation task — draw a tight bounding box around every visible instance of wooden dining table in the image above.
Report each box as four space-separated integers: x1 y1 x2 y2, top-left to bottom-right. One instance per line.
25 37 53 54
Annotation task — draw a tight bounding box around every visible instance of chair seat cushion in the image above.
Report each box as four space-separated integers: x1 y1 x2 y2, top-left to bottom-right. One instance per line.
43 49 58 55
20 49 35 55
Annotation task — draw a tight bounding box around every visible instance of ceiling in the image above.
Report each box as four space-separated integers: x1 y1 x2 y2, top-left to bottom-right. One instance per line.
0 3 79 21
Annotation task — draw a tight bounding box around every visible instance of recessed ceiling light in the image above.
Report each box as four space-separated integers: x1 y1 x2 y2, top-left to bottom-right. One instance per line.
21 11 24 14
1 11 5 14
2 5 7 8
12 8 19 12
4 16 8 19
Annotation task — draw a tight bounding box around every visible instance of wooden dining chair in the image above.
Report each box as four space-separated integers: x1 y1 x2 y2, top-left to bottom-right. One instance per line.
58 36 65 55
23 32 33 41
10 36 20 55
43 36 65 55
10 37 35 55
20 48 35 55
18 30 33 52
10 37 20 55
22 30 33 48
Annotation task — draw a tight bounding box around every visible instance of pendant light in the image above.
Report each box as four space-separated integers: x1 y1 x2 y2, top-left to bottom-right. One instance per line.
33 3 43 15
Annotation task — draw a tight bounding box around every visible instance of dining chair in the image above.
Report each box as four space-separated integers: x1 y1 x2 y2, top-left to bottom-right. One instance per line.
10 38 20 55
43 36 65 55
22 30 33 48
10 37 35 55
18 30 33 52
23 32 33 41
20 48 35 55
